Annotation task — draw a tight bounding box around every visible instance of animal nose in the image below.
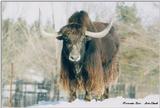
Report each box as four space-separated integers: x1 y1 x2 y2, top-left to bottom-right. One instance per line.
69 55 81 62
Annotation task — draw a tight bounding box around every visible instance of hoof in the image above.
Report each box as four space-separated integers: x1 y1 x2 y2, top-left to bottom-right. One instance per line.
69 95 76 102
102 93 109 99
95 96 104 101
102 88 109 99
84 95 92 101
69 97 76 102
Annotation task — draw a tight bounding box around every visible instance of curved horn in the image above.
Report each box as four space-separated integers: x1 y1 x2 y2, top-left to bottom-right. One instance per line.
39 8 58 37
85 18 114 38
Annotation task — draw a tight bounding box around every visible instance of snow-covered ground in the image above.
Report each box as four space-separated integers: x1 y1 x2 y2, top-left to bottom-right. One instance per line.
28 95 159 108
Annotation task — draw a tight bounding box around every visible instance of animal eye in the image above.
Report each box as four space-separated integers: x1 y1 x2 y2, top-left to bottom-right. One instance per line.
64 38 71 44
63 35 70 42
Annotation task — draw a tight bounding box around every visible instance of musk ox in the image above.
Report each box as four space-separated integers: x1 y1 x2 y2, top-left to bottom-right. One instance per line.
41 10 120 102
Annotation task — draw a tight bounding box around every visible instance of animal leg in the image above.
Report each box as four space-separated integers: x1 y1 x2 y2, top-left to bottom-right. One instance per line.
95 95 103 101
84 91 92 101
102 87 109 99
95 88 107 101
69 81 77 102
69 90 76 102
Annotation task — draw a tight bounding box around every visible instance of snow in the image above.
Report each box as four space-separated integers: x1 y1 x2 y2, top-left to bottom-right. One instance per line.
24 69 44 83
3 84 16 91
27 95 159 108
2 91 16 98
36 89 48 93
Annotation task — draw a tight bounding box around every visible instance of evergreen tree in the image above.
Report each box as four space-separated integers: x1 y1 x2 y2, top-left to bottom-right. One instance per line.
116 2 140 24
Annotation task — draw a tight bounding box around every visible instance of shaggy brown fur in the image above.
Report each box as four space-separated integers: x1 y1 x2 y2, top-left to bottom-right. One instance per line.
58 11 120 101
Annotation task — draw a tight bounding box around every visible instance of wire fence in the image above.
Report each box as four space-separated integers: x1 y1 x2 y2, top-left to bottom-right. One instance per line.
2 80 51 107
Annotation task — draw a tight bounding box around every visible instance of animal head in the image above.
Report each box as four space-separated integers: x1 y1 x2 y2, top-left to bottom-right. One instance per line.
40 10 114 62
57 23 89 62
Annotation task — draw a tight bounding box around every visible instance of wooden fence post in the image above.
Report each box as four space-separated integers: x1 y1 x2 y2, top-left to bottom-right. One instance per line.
127 84 136 98
9 63 13 107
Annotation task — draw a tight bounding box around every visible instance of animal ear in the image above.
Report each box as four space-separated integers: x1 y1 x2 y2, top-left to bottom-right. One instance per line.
56 36 63 40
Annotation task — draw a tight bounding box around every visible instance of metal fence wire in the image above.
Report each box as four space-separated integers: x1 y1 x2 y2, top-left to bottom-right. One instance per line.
2 80 51 107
